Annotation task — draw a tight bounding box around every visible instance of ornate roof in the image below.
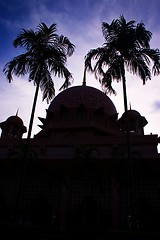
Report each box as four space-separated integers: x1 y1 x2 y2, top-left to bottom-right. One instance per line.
121 109 141 118
0 115 27 138
48 85 117 116
5 115 24 126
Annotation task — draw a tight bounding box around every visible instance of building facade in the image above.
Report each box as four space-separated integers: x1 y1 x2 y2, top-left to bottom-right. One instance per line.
0 84 160 237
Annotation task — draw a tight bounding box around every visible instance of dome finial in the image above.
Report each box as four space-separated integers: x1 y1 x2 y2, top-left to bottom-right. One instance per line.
129 102 132 110
82 66 87 86
16 108 19 116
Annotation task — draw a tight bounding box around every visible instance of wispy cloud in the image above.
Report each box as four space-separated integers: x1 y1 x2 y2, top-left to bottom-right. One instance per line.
153 101 160 111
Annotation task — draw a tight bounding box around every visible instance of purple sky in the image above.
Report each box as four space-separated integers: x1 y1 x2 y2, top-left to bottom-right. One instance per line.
0 0 160 151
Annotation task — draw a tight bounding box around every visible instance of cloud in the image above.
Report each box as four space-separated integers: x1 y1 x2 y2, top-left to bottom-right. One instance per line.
153 101 160 111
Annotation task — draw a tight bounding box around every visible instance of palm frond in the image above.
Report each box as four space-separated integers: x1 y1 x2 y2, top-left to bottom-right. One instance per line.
39 68 55 103
101 71 117 95
58 66 73 91
37 22 57 35
57 35 75 56
141 48 160 75
85 15 160 94
136 23 152 48
85 47 106 72
13 29 37 51
3 53 31 82
37 22 58 46
126 56 151 84
3 22 75 102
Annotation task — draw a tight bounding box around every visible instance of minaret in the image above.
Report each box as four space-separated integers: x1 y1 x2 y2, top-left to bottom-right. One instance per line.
0 114 27 139
117 109 148 135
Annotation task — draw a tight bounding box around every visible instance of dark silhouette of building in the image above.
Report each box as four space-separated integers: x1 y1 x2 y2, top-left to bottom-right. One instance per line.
0 84 160 238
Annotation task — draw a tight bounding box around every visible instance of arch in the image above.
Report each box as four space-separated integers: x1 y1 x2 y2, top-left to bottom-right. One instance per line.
59 105 70 121
93 107 105 123
76 104 87 121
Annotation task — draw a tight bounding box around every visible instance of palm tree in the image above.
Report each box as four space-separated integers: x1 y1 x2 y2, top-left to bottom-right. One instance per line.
3 22 75 149
84 15 160 229
85 15 160 112
3 22 75 221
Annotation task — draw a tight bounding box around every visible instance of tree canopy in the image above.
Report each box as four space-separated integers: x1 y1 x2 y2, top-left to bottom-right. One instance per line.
85 15 160 95
3 22 75 103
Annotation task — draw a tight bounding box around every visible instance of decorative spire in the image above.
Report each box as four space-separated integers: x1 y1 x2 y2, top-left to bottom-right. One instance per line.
16 108 19 116
129 102 132 110
82 66 87 86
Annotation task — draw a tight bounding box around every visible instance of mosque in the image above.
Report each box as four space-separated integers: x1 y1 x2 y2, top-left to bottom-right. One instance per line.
0 81 160 238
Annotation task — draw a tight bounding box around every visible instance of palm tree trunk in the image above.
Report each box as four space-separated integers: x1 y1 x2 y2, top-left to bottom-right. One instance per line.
121 67 135 229
24 79 40 157
12 80 40 221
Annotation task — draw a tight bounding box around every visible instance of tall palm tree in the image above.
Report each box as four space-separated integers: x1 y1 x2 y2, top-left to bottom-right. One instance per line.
84 15 160 228
3 22 75 148
85 15 160 112
3 22 75 221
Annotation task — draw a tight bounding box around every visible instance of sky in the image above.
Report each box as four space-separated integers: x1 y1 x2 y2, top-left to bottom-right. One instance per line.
0 0 160 150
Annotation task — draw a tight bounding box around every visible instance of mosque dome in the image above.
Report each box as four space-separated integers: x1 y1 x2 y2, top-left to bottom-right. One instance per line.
117 109 148 135
5 115 24 126
121 109 141 118
37 85 119 137
48 85 117 116
0 115 27 139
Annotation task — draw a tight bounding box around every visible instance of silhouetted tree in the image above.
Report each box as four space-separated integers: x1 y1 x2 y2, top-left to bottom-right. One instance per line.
3 22 75 222
84 15 160 228
3 22 75 144
85 15 160 105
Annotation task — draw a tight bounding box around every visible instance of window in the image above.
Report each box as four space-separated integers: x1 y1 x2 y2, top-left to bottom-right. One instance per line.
76 104 87 121
59 105 70 121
